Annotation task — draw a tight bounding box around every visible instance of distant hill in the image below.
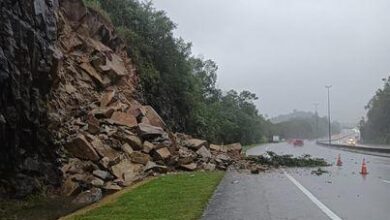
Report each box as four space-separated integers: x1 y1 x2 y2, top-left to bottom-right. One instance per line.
271 110 341 139
271 110 316 124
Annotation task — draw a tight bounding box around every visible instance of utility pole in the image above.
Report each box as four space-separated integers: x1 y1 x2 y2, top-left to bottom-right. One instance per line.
313 103 319 139
325 85 332 145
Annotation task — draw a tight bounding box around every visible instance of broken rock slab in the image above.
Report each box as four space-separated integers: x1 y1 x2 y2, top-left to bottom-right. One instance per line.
100 89 115 107
184 138 208 150
90 136 119 160
142 105 166 128
130 151 151 165
196 146 212 160
137 123 166 138
154 147 171 160
144 161 168 173
210 144 227 153
65 134 100 161
122 143 134 156
142 141 155 154
224 143 242 152
92 170 113 181
120 134 143 150
110 111 138 128
110 159 143 183
180 163 197 171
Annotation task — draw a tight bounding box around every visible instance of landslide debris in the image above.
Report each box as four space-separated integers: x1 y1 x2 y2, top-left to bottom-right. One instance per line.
311 168 329 176
49 0 249 206
0 0 330 209
246 151 329 168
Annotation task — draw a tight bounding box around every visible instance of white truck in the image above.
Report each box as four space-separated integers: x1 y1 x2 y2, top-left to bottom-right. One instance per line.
272 135 280 143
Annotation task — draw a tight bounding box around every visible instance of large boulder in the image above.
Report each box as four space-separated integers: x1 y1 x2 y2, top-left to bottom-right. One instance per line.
180 163 197 171
90 136 119 160
110 159 143 183
210 143 242 153
184 138 208 150
137 123 166 138
65 134 100 161
121 134 143 150
154 147 171 160
110 111 138 128
224 143 242 152
130 151 151 165
142 105 166 128
196 146 212 160
142 141 155 154
144 161 168 173
92 170 113 181
210 144 227 153
178 147 197 165
121 143 134 155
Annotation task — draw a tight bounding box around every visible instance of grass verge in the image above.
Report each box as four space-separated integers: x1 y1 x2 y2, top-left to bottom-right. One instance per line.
68 171 224 220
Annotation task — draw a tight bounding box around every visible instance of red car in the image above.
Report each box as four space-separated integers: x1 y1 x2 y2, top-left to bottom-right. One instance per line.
293 139 304 146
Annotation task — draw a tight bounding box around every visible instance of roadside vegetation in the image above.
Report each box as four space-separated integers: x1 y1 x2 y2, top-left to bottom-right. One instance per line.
67 172 224 220
360 77 390 144
83 0 272 145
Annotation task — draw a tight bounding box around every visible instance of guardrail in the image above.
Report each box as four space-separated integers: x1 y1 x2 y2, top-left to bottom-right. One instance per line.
316 141 390 154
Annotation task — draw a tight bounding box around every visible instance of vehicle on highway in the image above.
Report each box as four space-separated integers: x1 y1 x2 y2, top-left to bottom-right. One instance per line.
293 139 304 146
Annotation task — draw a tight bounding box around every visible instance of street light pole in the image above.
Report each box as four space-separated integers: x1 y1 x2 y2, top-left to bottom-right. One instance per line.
325 85 332 145
313 103 319 139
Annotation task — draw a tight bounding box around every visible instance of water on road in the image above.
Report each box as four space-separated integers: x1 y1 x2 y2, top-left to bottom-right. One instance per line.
202 141 390 220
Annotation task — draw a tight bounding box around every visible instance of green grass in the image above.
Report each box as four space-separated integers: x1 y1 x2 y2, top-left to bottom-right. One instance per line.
70 171 224 220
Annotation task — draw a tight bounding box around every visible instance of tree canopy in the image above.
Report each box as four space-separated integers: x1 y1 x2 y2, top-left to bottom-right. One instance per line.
84 0 271 145
360 77 390 144
271 111 341 140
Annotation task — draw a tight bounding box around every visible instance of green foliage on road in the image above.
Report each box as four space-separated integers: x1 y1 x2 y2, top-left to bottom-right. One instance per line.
247 151 329 167
69 172 224 220
361 77 390 144
82 0 272 145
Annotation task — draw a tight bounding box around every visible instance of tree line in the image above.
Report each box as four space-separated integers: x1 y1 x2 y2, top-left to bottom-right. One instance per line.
360 77 390 144
271 111 341 140
83 0 272 145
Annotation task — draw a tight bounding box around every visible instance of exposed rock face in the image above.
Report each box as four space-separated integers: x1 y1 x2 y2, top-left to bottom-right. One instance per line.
0 0 60 198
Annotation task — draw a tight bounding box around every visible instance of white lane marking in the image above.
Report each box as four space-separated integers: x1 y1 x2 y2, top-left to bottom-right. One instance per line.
283 169 343 220
383 180 390 184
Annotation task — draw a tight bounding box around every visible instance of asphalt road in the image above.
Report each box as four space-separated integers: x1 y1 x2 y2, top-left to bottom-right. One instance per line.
202 141 390 220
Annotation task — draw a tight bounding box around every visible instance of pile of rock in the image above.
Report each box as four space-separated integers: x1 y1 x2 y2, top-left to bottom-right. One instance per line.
50 0 245 205
60 120 243 204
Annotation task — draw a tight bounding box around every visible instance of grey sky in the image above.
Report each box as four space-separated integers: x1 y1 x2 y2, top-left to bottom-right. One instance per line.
152 0 390 124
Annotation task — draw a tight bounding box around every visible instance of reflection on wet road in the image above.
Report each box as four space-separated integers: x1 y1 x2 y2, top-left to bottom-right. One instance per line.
203 142 390 220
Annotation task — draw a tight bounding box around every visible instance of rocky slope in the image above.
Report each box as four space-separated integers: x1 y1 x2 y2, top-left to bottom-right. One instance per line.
1 0 259 202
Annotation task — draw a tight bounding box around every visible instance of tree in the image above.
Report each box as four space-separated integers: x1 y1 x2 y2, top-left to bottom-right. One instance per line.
361 77 390 144
85 0 270 145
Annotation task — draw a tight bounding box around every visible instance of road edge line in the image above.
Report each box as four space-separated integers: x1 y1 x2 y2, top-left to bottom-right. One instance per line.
282 169 343 220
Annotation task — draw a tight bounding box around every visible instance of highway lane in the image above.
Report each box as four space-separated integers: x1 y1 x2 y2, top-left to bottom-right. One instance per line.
203 142 390 220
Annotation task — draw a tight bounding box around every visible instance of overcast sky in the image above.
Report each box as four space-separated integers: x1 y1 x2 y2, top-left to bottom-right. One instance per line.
152 0 390 124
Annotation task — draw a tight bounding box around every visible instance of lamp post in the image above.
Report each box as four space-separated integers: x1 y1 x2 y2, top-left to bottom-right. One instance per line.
313 103 319 139
325 85 332 145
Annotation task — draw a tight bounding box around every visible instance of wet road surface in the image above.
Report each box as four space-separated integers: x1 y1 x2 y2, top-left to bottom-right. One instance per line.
202 141 390 220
